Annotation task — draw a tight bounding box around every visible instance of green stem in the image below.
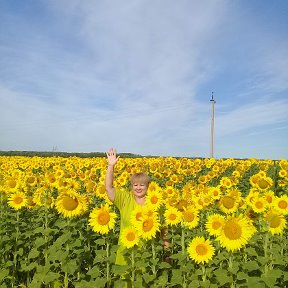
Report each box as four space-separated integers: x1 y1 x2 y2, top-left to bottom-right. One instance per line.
264 233 269 258
151 241 156 275
228 254 233 270
201 265 206 282
181 226 185 255
181 226 187 287
106 240 110 287
131 248 135 288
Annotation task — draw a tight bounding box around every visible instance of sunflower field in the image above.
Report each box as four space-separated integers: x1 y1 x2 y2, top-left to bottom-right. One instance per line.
0 155 287 288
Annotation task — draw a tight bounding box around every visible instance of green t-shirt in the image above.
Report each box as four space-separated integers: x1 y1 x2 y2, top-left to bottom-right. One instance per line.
114 188 140 265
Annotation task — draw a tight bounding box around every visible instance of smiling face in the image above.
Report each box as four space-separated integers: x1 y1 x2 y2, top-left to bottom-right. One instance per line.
132 182 149 199
130 172 150 200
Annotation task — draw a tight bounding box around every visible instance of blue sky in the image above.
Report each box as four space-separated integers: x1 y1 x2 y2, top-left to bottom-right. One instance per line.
0 0 287 159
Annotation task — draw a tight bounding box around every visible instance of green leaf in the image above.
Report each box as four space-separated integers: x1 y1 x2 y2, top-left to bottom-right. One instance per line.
53 232 72 247
142 273 156 284
237 271 248 281
34 237 47 248
28 248 40 259
112 264 128 275
188 280 201 288
246 276 265 287
20 262 38 272
228 261 239 274
57 250 70 262
0 269 9 280
244 247 258 257
170 269 182 285
158 261 171 269
43 272 59 284
213 269 233 286
62 259 78 274
87 265 101 278
95 238 106 245
261 269 283 288
242 261 259 271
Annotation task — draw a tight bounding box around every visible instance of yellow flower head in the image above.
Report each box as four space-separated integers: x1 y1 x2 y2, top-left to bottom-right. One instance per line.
264 209 286 235
272 195 288 215
120 227 140 248
89 204 117 235
205 213 225 237
217 215 257 252
182 207 199 230
187 236 215 264
135 214 160 240
218 195 239 214
8 192 28 210
164 207 182 226
146 189 163 210
251 197 268 214
55 189 88 218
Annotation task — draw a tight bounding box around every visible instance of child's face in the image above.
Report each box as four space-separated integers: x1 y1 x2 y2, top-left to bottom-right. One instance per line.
132 182 148 199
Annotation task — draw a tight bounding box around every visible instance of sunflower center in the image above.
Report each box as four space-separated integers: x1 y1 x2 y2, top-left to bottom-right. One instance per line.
142 218 153 232
213 190 219 196
266 196 273 203
169 214 177 221
257 178 269 189
183 211 194 222
278 200 287 209
223 221 242 240
98 211 110 225
212 220 222 230
62 196 78 211
151 196 158 204
222 196 235 209
255 201 263 209
8 180 17 188
14 196 23 204
136 212 143 221
269 216 281 228
27 176 36 184
196 244 208 256
126 232 136 241
48 175 56 183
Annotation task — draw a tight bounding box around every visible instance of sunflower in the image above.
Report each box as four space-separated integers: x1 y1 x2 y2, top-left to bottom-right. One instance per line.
256 176 273 191
220 177 233 189
217 215 256 252
209 186 222 200
187 236 215 264
120 227 140 248
205 214 225 237
146 189 163 210
272 195 288 215
89 204 117 235
5 176 21 193
8 192 28 210
55 189 88 218
135 214 160 240
264 190 275 207
218 195 239 214
182 207 199 229
130 205 145 225
164 207 182 226
264 209 286 235
251 197 268 214
95 184 109 201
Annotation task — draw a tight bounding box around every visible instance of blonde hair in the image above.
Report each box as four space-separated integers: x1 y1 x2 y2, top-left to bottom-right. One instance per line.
130 172 150 185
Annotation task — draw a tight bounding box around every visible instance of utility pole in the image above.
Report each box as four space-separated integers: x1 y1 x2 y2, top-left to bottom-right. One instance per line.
210 92 215 158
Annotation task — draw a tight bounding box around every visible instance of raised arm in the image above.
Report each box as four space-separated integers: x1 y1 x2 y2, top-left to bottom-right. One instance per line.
105 148 120 202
